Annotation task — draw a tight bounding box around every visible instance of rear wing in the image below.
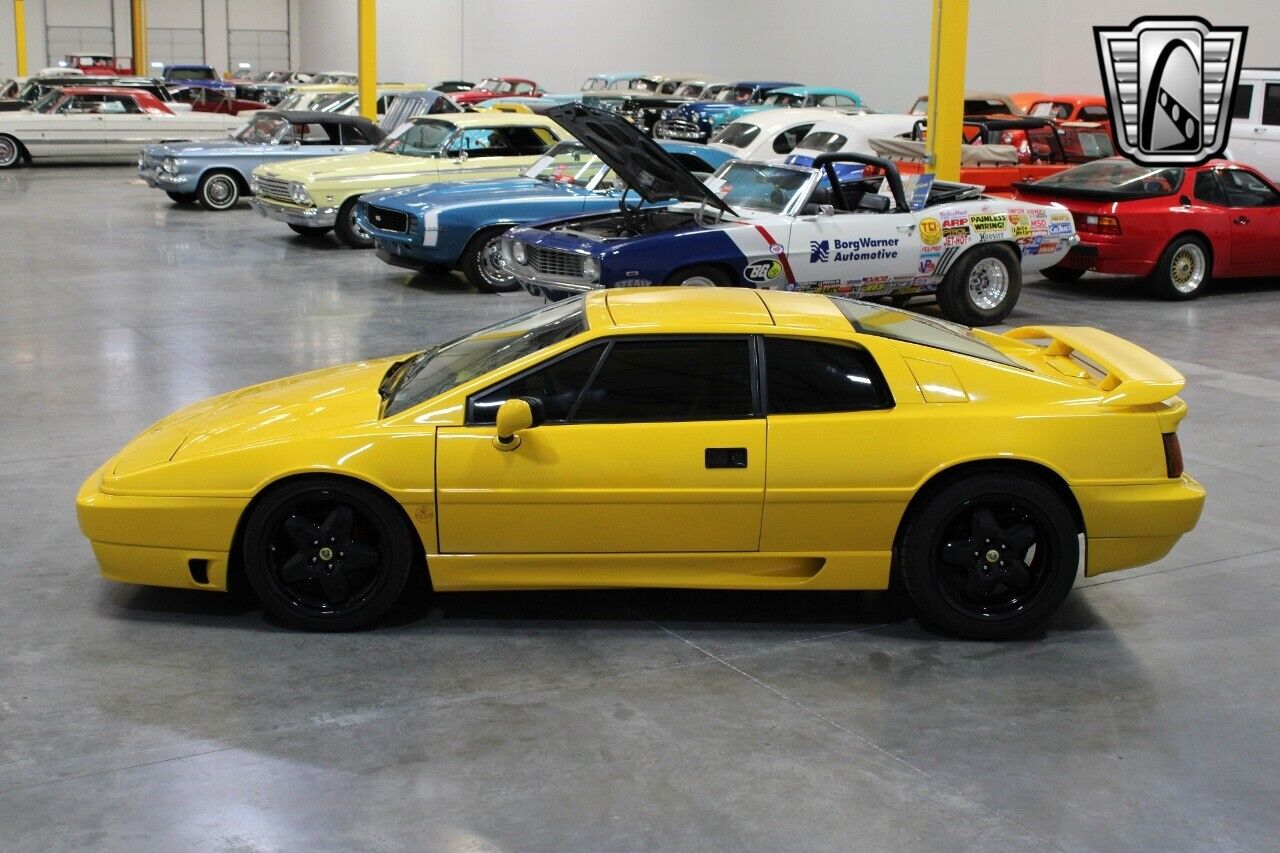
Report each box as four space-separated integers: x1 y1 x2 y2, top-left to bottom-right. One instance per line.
1000 326 1184 407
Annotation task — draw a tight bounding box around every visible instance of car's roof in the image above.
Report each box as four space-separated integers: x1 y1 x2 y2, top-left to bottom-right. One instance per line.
1036 93 1105 103
770 86 858 97
267 110 380 127
411 111 559 128
59 86 145 96
730 107 858 129
586 288 852 333
734 80 803 89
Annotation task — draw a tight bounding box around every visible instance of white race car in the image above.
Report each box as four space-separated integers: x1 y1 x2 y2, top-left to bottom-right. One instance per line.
502 104 1080 325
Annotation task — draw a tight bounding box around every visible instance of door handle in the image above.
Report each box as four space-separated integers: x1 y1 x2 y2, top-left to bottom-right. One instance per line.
897 223 916 233
705 447 748 469
1234 216 1250 225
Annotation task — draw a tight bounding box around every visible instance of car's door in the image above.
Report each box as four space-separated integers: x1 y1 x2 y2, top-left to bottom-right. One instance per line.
435 336 766 554
98 95 154 155
787 188 920 291
1214 167 1280 273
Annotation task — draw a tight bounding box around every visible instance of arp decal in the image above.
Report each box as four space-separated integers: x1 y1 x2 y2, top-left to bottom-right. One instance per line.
919 217 942 246
744 259 784 283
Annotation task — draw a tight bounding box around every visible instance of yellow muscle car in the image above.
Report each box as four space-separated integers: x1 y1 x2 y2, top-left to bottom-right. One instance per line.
77 289 1204 639
248 112 568 247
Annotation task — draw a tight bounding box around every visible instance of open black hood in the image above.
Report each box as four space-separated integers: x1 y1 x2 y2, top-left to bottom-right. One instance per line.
536 102 734 214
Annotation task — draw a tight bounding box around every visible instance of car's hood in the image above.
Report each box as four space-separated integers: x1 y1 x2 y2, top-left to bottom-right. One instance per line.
536 103 733 213
260 151 435 185
678 102 738 118
365 176 589 211
144 138 248 157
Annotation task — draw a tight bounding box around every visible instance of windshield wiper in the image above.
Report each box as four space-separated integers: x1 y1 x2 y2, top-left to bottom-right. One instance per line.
378 354 420 400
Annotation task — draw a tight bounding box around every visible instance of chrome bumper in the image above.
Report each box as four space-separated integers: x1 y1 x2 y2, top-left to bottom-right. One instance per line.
138 162 194 190
498 255 603 295
249 197 338 228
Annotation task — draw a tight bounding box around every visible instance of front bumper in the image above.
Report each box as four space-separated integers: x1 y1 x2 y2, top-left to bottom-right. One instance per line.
138 160 196 191
653 119 710 142
249 197 338 228
499 255 603 296
1079 474 1206 575
76 462 247 592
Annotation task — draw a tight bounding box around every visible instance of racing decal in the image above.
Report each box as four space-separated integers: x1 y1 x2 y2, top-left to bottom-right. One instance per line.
744 259 785 283
1009 214 1032 239
753 225 795 284
919 217 943 246
810 240 830 262
932 246 964 276
1029 213 1048 231
970 213 1006 234
942 216 970 247
808 237 900 263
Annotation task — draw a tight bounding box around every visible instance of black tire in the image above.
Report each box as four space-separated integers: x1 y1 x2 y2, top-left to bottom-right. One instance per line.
1149 235 1210 300
242 477 416 631
460 225 520 293
197 170 241 210
937 244 1022 326
335 197 374 249
898 473 1079 640
0 134 22 169
288 223 332 238
166 191 198 204
1040 264 1086 283
669 264 733 287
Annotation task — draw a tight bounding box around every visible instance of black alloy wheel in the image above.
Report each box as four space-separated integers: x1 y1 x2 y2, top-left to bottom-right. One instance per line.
243 479 414 630
899 473 1078 640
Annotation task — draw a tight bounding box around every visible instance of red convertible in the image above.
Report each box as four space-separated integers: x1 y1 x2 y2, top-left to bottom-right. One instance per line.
450 76 541 105
1013 158 1280 299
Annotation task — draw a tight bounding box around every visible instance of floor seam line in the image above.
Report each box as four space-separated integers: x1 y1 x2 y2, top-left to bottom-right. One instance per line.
1079 546 1280 589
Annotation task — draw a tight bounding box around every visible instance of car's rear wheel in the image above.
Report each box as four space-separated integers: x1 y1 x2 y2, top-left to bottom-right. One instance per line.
335 198 374 249
166 191 198 204
1040 264 1086 283
288 223 332 238
670 264 732 287
1150 235 1209 300
461 225 521 293
898 473 1079 640
197 170 241 210
0 134 24 169
243 478 415 630
937 244 1021 326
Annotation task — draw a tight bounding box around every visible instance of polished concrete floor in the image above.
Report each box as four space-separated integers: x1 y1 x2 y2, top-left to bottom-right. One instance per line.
1 166 1278 852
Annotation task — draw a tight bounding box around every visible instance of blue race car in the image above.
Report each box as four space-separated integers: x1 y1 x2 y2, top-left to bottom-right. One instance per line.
652 80 802 143
354 139 734 292
161 64 234 92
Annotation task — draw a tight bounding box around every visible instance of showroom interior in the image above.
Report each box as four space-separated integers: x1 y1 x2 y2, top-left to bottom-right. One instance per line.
1 0 1278 849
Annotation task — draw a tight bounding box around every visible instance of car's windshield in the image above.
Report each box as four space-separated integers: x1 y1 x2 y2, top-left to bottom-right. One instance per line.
28 89 63 113
674 83 704 98
236 115 291 144
1036 159 1183 195
704 162 810 213
167 68 212 81
732 86 755 102
385 298 587 417
476 78 508 92
1030 101 1072 119
275 91 306 110
311 92 352 112
581 77 605 91
763 92 805 106
375 119 456 156
833 299 1023 368
796 130 847 153
524 142 610 188
710 122 761 149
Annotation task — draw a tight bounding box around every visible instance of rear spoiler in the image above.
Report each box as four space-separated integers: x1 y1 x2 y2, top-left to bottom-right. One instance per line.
1001 326 1184 407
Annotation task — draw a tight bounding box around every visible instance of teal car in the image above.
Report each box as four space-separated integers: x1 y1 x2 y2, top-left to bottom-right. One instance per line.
718 86 863 128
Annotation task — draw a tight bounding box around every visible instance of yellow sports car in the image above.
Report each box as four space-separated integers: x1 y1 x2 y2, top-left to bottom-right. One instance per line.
77 289 1204 638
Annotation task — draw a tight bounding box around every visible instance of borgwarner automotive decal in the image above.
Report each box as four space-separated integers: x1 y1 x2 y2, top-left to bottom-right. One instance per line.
809 237 900 263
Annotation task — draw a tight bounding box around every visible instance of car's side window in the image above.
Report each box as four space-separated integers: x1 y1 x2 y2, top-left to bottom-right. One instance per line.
341 124 371 145
1219 169 1280 207
572 338 755 423
763 337 893 414
468 344 606 425
1080 105 1110 121
773 124 814 154
1193 170 1228 206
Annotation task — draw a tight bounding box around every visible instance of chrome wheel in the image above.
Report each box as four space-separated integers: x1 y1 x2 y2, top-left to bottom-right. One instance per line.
348 207 370 241
0 136 19 169
478 234 516 289
1169 244 1206 294
680 276 716 286
201 174 238 209
967 257 1009 310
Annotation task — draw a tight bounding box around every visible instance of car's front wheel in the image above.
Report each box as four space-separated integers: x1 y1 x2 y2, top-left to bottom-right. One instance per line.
0 134 24 169
1150 235 1210 300
898 472 1079 640
166 191 198 204
197 170 241 210
461 226 521 293
242 478 416 630
670 264 732 287
937 244 1021 325
335 198 374 249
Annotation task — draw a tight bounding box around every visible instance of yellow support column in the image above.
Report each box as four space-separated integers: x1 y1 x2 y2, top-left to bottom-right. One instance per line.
130 0 148 75
925 0 969 181
357 0 377 121
13 0 26 77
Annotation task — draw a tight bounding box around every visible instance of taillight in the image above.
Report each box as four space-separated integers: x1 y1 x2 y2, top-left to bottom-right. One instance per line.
1162 433 1184 479
1074 213 1121 235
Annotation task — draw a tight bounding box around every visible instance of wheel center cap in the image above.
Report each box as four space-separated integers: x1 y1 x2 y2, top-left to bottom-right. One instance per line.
318 547 334 561
985 549 1000 563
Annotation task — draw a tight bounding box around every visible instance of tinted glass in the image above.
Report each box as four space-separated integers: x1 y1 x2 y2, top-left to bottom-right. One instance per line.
573 339 753 422
797 131 848 153
1263 84 1280 126
772 123 813 154
1079 105 1110 121
764 338 891 414
1231 84 1254 119
1219 169 1280 206
470 344 605 425
1194 170 1227 205
1036 160 1183 195
832 299 1023 368
377 119 456 156
711 122 760 148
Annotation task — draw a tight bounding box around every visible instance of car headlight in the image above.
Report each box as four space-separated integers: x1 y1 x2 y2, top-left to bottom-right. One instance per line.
582 256 600 282
163 157 179 175
289 181 311 205
512 242 528 265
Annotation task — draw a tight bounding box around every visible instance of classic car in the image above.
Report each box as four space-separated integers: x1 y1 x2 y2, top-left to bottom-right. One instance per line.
719 86 863 125
875 116 1115 195
909 91 1029 116
433 80 474 93
139 111 385 209
0 74 181 112
0 86 244 169
1027 93 1110 124
615 80 735 133
238 70 314 105
356 139 734 291
708 109 912 164
653 81 804 143
1012 158 1280 299
169 85 268 115
64 54 134 75
76 287 1204 638
377 89 464 131
451 76 542 106
248 111 569 247
0 78 19 99
502 105 1078 326
780 113 925 166
276 84 430 122
309 71 360 85
162 64 234 92
581 73 649 91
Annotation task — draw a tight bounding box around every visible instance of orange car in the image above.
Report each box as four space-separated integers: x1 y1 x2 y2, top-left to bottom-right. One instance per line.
1026 93 1111 126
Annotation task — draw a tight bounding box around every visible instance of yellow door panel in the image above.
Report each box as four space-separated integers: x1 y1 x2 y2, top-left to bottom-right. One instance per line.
436 420 766 554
